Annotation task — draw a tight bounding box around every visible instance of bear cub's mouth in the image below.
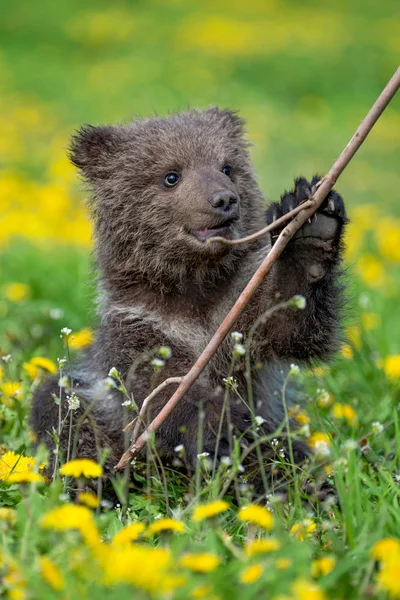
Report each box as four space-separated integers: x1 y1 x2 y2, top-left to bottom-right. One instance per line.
192 218 237 242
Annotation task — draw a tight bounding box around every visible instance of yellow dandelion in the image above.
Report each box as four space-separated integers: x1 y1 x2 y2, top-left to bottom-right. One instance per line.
341 344 353 360
324 465 334 476
78 491 100 509
311 556 336 577
275 558 292 570
6 471 44 484
377 558 400 597
2 282 30 302
59 458 103 478
384 356 400 380
245 538 282 556
357 254 386 288
180 553 220 573
346 325 361 350
290 519 317 541
371 538 400 561
0 451 36 480
309 433 331 459
238 505 274 530
331 403 357 426
361 312 380 330
146 518 185 536
0 507 17 524
376 218 400 263
68 328 94 349
289 406 310 425
240 564 264 584
316 391 334 408
40 504 100 547
192 500 229 522
112 522 146 546
192 584 214 598
39 556 65 591
23 357 57 380
292 578 326 600
0 381 22 400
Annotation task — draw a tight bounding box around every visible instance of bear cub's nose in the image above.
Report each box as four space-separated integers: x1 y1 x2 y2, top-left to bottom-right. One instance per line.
209 190 239 215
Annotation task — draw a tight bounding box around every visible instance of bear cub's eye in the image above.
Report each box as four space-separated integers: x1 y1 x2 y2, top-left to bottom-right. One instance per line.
222 165 232 178
164 172 180 187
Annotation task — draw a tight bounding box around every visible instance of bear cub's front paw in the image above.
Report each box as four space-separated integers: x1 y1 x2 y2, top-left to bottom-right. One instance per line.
266 176 347 244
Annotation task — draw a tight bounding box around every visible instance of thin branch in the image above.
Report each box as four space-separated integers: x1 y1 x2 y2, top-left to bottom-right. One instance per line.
115 66 400 471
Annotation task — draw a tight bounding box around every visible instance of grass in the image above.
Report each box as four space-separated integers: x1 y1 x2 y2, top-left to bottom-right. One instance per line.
1 0 400 598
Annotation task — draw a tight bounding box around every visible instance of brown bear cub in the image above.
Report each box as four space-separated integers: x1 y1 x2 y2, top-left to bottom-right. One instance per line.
31 107 347 482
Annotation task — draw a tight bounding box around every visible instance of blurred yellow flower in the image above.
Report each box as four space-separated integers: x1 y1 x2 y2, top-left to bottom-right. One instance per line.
309 433 331 458
377 559 400 597
0 507 17 524
146 518 185 536
0 451 36 480
245 538 282 556
311 556 336 577
341 344 353 360
40 504 100 547
68 328 94 349
192 500 229 522
240 564 264 584
39 556 65 591
180 553 220 573
384 355 400 380
6 471 44 484
59 458 103 478
361 312 380 330
112 523 146 546
290 519 317 541
289 406 310 425
77 491 100 509
292 578 326 600
0 381 22 400
192 584 214 598
357 254 385 288
375 218 400 262
371 537 400 561
346 325 361 350
238 505 274 530
275 558 292 570
2 282 30 302
23 356 57 380
331 403 357 426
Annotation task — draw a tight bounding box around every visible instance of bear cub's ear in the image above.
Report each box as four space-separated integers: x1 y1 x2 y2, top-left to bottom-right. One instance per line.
69 125 120 180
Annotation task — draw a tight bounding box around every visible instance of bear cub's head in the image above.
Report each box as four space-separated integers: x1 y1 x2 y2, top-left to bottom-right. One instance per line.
69 107 264 291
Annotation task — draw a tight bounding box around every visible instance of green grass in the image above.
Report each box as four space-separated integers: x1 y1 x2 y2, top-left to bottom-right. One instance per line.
1 0 400 598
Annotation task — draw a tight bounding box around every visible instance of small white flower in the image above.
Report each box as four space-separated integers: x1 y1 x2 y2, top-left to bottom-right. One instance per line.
343 439 358 451
233 343 246 357
1 354 12 364
314 441 331 459
220 456 232 466
394 474 400 484
316 389 331 407
158 346 172 359
151 358 165 369
67 393 80 411
58 376 70 389
291 295 306 310
49 308 63 320
121 398 135 408
371 421 384 434
237 464 245 473
174 444 184 453
60 327 72 337
299 424 311 437
279 449 286 458
289 363 300 376
108 367 119 379
57 357 67 369
231 331 243 343
255 415 266 426
104 377 117 389
197 452 210 459
358 293 370 309
271 438 279 448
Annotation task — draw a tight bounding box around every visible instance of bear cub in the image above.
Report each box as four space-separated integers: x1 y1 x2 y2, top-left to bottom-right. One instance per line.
31 107 347 481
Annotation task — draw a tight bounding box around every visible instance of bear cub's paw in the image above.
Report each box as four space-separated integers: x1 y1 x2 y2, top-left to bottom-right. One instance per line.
267 176 347 244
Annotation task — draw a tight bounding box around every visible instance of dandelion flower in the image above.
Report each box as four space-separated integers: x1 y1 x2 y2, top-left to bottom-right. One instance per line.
192 584 214 598
3 282 30 302
361 312 380 330
384 355 400 380
377 558 400 597
309 433 331 459
245 538 282 556
192 500 229 522
331 403 357 426
292 578 326 600
112 523 146 546
0 382 22 400
240 564 264 584
341 344 353 359
68 328 94 349
100 545 171 591
290 519 317 541
77 491 100 509
23 357 57 380
6 471 44 484
371 538 400 561
275 558 292 570
39 556 65 591
146 518 185 536
40 504 100 547
238 505 274 530
0 451 36 480
0 507 17 524
180 553 220 573
311 556 336 577
59 458 103 478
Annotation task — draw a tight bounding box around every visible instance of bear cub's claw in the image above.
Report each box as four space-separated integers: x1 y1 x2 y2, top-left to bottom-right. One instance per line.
267 176 347 244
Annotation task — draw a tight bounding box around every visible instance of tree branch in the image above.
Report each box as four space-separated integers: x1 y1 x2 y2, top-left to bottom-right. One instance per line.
115 66 400 471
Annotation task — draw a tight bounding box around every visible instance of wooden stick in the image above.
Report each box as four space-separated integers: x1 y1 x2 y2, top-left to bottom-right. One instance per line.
115 66 400 471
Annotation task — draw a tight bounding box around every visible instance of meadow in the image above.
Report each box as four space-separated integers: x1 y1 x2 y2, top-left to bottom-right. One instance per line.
1 0 400 598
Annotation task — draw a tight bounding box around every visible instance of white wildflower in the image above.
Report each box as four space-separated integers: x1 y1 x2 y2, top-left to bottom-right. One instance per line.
314 440 331 459
49 308 63 320
58 376 70 389
233 343 246 357
151 358 165 369
291 295 306 310
343 439 358 451
289 363 300 376
1 354 12 363
60 327 72 337
57 357 67 369
220 456 232 466
255 415 266 426
371 421 384 434
174 444 184 453
67 393 80 411
231 331 243 343
104 377 117 389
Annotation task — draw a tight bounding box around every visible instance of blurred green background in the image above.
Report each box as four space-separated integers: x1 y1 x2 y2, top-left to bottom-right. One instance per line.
0 0 399 363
